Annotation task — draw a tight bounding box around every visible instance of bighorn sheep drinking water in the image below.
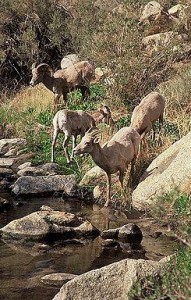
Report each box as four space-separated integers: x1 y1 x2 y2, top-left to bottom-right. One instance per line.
30 61 95 109
73 127 141 207
51 109 96 163
130 91 165 148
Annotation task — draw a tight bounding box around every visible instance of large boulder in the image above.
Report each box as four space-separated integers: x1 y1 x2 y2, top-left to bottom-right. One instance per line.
0 138 26 156
53 256 170 300
0 206 100 241
79 166 105 186
139 1 163 24
61 54 79 69
132 131 191 211
11 174 78 196
142 31 188 53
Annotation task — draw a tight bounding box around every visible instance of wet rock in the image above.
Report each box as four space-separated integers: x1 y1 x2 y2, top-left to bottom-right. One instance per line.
132 131 191 211
101 228 118 239
11 174 78 196
0 138 26 156
0 179 10 190
41 273 78 287
118 224 143 244
0 197 11 212
0 206 100 241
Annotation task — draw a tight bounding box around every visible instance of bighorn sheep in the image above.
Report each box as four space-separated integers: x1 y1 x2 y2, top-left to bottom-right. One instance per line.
92 104 115 132
130 91 165 147
30 61 95 109
51 109 96 163
73 127 141 207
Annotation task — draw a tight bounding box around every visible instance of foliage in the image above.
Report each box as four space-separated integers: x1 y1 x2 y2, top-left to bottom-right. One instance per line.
129 189 191 300
129 247 191 300
0 0 73 92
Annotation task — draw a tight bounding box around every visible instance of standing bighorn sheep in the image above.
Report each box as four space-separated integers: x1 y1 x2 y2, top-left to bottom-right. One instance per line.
30 61 95 109
130 91 165 147
51 109 96 163
73 127 141 207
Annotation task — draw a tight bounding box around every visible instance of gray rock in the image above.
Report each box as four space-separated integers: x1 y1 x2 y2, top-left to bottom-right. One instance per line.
0 206 100 241
102 239 120 248
17 167 47 177
132 131 191 211
139 1 163 23
0 138 26 156
40 163 60 174
11 174 78 196
41 273 78 287
53 256 171 300
18 162 32 170
0 167 14 178
101 228 118 239
118 224 143 244
61 54 79 69
79 166 105 186
0 158 16 168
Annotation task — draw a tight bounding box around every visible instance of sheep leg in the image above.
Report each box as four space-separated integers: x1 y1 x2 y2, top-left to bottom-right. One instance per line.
54 94 60 112
63 134 71 163
70 135 77 161
80 86 90 101
119 170 125 200
152 122 156 142
51 129 59 163
104 173 111 207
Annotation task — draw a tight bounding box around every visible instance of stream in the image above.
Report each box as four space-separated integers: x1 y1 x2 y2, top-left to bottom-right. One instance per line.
0 193 178 300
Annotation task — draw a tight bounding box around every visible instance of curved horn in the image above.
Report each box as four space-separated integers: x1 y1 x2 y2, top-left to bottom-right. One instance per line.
31 62 38 70
36 63 53 74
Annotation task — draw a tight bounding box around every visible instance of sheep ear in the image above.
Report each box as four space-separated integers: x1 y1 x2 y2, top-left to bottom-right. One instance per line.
32 62 37 70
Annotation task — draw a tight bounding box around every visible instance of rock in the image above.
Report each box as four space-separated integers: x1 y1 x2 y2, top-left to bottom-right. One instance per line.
118 224 143 244
0 197 11 212
40 163 60 174
101 228 118 239
0 158 16 168
0 179 10 190
93 185 103 199
142 31 187 53
17 166 47 177
41 273 78 287
79 166 105 186
61 54 79 69
0 167 14 178
102 239 120 248
18 162 32 170
168 4 190 31
53 256 171 300
132 131 191 211
11 174 78 196
0 138 26 156
0 206 100 241
139 1 163 24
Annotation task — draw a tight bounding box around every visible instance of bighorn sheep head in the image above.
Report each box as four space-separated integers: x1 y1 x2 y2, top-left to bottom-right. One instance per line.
30 63 53 86
74 127 100 155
